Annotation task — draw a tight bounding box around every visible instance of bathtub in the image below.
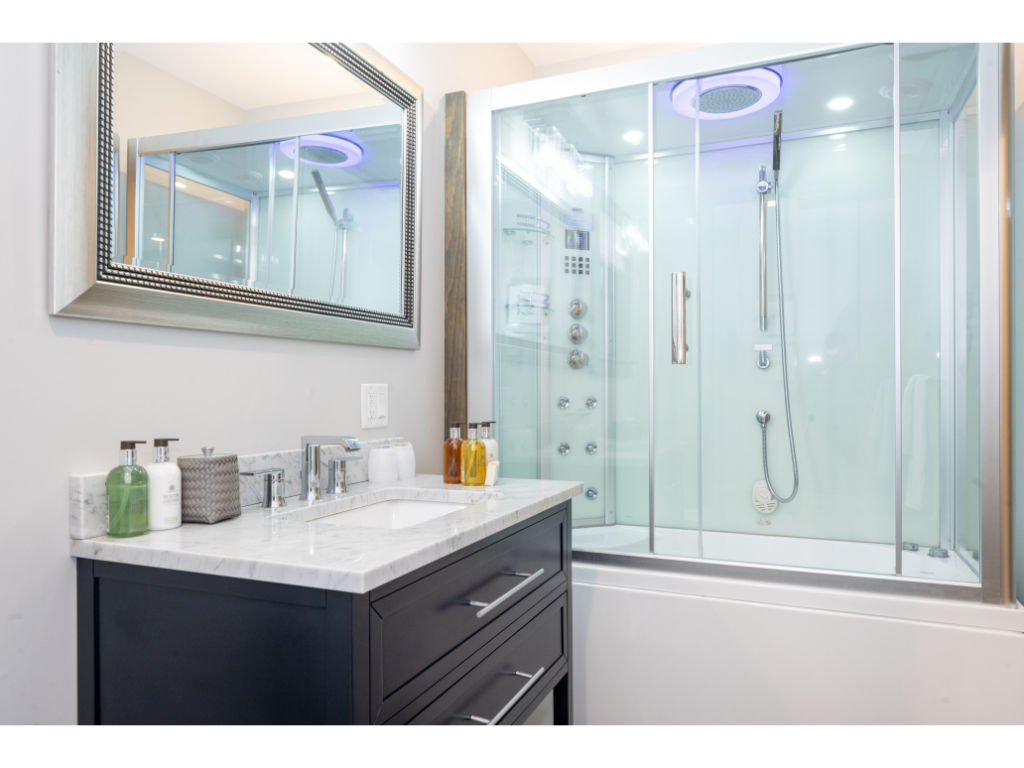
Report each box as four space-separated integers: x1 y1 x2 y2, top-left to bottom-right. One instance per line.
569 530 1024 724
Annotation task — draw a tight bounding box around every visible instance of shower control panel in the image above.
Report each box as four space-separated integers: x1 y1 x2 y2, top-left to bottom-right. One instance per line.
564 229 590 250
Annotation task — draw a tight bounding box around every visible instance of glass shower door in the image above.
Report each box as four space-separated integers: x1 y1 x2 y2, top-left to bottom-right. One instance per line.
649 80 701 557
652 46 900 572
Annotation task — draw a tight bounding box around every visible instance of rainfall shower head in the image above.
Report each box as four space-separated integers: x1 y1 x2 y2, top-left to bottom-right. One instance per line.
671 68 782 121
279 134 364 168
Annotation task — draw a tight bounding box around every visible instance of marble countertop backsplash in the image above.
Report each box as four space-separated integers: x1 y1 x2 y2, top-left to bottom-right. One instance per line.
70 437 400 540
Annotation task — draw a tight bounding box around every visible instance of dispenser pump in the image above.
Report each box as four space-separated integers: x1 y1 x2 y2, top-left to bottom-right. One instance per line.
119 440 147 466
153 438 179 463
449 424 461 440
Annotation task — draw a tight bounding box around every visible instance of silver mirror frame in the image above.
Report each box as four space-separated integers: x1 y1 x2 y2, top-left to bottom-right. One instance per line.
49 43 422 348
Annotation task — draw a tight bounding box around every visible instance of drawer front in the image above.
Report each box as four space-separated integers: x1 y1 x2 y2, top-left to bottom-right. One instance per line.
371 506 568 708
410 594 568 725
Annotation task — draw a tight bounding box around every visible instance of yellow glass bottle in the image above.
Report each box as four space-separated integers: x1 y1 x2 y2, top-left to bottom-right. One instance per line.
460 423 486 486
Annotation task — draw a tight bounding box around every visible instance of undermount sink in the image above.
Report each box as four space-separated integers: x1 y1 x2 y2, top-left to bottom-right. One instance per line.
313 499 467 529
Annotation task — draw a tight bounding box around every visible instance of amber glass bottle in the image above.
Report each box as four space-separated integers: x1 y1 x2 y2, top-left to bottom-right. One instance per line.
443 424 463 484
460 424 487 486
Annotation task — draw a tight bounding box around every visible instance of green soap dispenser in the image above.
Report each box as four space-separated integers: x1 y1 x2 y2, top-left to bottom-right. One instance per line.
106 440 149 538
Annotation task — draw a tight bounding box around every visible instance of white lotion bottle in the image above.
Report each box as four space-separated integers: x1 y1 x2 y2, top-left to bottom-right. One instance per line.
146 438 182 530
479 421 499 465
479 422 500 485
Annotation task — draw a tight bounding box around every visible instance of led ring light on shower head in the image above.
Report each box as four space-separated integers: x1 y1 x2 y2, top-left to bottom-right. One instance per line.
671 67 782 120
278 134 364 168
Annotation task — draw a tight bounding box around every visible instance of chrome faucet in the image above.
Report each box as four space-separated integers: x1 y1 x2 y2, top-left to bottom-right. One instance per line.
300 435 362 502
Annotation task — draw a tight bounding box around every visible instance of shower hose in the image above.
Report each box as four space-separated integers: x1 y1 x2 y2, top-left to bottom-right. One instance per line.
761 173 799 503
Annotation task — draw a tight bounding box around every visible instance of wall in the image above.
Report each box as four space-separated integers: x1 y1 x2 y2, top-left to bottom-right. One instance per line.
0 41 534 724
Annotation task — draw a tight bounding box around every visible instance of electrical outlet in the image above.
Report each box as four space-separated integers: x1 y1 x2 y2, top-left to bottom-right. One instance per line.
361 383 389 429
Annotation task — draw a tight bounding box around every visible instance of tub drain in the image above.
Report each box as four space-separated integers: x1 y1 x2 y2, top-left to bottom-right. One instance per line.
752 479 777 515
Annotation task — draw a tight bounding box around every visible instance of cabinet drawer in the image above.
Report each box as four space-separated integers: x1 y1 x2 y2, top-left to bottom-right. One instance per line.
370 507 568 709
410 593 567 725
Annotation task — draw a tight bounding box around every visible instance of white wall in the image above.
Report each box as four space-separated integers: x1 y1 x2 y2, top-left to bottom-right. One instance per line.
0 41 535 724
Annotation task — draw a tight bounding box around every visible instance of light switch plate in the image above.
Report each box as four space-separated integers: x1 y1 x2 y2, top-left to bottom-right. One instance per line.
361 383 389 429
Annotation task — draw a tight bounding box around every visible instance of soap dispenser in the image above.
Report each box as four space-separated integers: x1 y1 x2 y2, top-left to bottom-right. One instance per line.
443 424 463 484
460 424 486 487
106 440 149 538
146 438 182 531
479 421 499 465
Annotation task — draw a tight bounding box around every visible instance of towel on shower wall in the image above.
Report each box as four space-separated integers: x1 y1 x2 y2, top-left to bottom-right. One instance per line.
866 377 895 482
902 374 940 536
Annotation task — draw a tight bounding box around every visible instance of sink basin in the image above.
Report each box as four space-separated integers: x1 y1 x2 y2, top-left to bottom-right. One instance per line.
313 499 467 529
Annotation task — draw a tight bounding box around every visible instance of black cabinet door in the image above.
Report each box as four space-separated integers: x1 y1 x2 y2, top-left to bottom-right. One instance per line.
82 562 357 725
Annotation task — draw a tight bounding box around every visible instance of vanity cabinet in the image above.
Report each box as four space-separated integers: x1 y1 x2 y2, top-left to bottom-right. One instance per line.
76 502 571 725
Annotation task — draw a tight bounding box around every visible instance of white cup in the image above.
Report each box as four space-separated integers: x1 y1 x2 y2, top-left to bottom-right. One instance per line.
394 442 416 480
367 447 398 485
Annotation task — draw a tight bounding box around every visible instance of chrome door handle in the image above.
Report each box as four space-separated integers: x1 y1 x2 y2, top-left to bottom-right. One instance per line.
464 568 546 618
457 666 546 725
672 271 687 364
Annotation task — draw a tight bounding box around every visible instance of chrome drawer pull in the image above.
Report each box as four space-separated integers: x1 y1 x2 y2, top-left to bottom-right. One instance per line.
465 568 546 619
458 666 546 725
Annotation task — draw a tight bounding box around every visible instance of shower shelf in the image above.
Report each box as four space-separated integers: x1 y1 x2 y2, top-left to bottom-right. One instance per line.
503 227 552 237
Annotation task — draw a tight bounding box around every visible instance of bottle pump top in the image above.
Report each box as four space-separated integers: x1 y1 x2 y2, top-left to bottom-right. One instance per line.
118 440 146 465
153 437 179 463
448 424 461 440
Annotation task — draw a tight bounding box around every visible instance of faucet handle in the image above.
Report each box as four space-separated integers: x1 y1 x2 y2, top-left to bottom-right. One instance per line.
241 468 286 509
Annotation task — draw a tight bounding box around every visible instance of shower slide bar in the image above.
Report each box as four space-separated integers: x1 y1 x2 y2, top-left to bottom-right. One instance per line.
756 166 771 333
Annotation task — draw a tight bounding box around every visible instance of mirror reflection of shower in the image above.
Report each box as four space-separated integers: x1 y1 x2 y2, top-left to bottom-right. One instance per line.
312 169 355 303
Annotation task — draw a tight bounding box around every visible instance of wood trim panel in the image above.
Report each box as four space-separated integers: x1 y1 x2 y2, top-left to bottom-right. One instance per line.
444 91 468 429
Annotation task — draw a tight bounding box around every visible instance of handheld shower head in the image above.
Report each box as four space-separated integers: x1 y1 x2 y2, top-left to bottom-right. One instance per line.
311 169 339 226
772 111 783 175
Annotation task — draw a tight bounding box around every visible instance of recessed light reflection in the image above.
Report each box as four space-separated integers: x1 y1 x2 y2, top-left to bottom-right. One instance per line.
828 97 854 111
830 133 846 141
175 181 187 190
623 130 644 145
278 169 295 180
807 354 823 364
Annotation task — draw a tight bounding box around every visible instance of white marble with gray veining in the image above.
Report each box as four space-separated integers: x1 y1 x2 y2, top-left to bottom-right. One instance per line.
69 475 581 594
69 474 109 540
69 437 404 539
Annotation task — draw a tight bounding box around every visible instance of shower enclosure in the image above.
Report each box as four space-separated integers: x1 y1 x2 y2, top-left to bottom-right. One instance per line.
465 43 1013 601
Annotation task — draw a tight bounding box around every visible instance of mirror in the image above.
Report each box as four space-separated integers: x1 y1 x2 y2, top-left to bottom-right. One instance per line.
51 43 422 348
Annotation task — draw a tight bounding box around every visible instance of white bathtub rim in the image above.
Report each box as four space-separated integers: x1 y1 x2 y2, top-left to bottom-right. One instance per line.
572 561 1024 634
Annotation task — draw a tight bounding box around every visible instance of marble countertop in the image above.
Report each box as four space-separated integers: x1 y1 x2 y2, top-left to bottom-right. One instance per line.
70 475 581 594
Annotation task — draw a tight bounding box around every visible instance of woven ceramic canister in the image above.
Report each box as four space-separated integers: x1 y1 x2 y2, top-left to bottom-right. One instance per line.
177 447 241 524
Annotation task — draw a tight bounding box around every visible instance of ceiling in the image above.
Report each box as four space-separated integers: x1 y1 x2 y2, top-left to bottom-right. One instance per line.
515 43 707 77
